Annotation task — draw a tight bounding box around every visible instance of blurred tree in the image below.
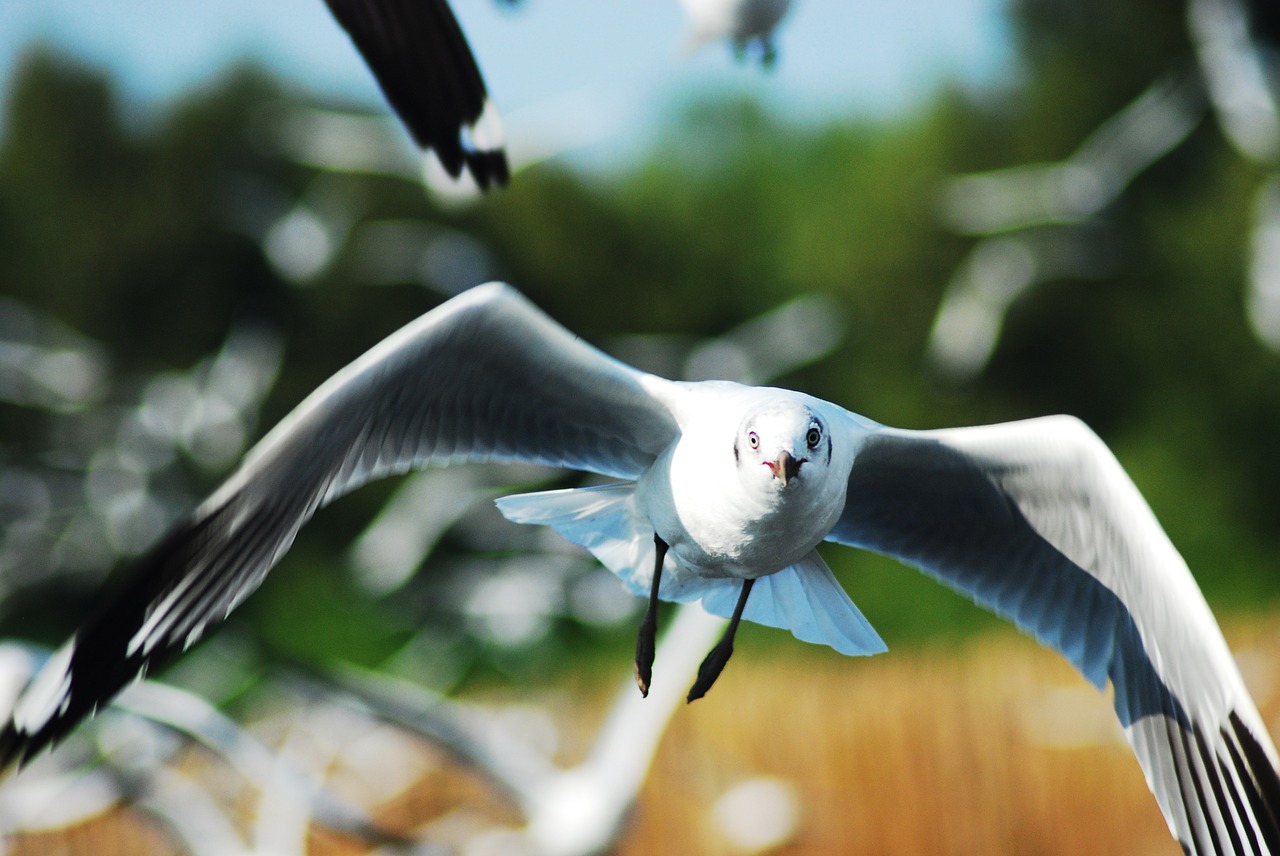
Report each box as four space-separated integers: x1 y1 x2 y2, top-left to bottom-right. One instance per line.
0 51 275 370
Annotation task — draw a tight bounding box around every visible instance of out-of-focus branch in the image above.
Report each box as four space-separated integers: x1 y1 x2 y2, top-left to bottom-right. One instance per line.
932 0 1280 378
937 69 1204 237
926 226 1118 382
1188 0 1280 163
319 601 727 856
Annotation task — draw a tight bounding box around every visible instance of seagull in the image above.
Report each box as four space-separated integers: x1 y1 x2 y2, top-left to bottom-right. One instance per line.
1 283 1277 854
321 0 510 188
679 0 795 66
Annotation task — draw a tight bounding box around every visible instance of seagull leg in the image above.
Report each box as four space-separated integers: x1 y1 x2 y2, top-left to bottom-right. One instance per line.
760 38 778 69
687 578 756 703
634 534 668 697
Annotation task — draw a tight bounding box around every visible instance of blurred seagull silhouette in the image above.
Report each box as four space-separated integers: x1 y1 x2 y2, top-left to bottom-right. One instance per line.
2 284 1278 856
679 0 794 66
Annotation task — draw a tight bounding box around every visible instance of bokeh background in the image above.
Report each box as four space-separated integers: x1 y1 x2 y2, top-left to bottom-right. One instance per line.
0 0 1278 854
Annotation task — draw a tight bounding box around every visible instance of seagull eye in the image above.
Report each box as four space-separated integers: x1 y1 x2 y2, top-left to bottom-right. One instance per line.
806 426 822 449
748 431 759 450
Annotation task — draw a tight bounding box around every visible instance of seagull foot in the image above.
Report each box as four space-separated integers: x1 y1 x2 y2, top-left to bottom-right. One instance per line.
634 593 658 697
634 632 654 698
760 42 778 70
687 640 733 703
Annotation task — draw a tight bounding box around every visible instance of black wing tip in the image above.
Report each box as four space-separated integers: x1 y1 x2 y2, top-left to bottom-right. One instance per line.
0 719 56 778
465 149 510 190
320 0 509 191
0 508 225 777
0 667 106 778
381 105 512 192
421 135 510 191
0 722 26 775
1228 710 1280 852
369 90 511 192
434 100 510 190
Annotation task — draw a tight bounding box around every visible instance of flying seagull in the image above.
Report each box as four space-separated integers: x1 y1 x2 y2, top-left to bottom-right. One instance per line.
2 284 1277 855
322 0 510 188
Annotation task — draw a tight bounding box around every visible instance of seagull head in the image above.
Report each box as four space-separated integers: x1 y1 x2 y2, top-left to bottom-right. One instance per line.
735 399 830 491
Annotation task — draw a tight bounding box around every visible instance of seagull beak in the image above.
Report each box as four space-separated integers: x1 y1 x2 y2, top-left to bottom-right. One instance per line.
766 451 803 486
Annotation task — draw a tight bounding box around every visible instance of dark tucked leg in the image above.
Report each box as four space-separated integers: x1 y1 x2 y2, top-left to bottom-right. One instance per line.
634 534 668 697
687 578 756 703
760 38 778 69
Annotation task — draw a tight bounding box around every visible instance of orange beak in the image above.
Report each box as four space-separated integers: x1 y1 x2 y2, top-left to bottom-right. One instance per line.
766 451 803 486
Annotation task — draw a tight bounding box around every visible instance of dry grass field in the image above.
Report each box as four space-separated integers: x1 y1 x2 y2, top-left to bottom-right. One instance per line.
9 617 1280 856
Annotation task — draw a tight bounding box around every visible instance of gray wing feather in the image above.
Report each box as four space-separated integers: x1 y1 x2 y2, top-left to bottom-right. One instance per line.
829 415 1280 855
0 283 678 767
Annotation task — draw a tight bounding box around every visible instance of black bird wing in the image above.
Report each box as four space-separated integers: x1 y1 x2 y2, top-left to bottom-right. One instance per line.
323 0 509 187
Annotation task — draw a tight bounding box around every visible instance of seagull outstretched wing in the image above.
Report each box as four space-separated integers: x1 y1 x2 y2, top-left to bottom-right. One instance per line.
0 283 678 768
322 0 509 187
829 415 1280 856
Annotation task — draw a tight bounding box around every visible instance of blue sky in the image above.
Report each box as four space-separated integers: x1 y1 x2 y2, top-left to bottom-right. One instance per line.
0 0 1017 167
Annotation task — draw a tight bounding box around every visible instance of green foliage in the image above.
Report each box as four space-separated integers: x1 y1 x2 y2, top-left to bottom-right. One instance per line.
0 51 284 371
1006 0 1193 161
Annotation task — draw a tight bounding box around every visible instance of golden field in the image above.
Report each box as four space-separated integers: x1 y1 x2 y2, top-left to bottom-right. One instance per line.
10 618 1280 856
